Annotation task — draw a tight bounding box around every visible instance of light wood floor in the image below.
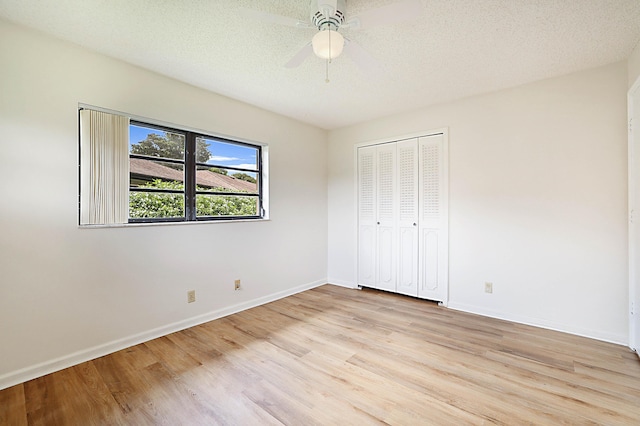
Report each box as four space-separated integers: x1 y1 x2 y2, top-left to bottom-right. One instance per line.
2 285 640 425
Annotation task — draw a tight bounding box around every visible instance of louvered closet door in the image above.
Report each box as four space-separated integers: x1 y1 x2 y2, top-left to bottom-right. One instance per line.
357 146 377 288
376 143 398 292
418 134 448 302
396 139 419 296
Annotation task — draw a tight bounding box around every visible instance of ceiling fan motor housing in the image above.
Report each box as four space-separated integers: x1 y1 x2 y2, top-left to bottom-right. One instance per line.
310 0 346 30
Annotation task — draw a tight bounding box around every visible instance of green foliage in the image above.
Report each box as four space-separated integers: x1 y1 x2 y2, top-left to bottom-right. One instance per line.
196 194 257 217
194 138 212 163
130 133 211 163
209 167 228 175
129 179 257 219
129 180 184 219
232 173 257 183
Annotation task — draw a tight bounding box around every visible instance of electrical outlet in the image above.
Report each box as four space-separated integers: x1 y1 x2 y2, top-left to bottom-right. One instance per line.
234 279 241 291
187 290 196 303
484 282 493 294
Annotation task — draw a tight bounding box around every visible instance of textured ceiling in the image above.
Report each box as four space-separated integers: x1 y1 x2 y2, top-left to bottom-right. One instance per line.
1 0 639 130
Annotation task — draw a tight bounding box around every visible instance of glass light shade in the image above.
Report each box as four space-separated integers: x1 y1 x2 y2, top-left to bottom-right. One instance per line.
312 29 345 60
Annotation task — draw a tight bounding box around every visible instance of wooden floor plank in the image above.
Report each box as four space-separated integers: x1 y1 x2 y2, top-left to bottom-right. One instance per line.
2 285 640 425
24 363 127 426
0 384 28 426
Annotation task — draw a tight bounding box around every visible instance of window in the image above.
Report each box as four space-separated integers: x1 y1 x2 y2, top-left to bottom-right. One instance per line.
79 108 266 225
129 122 263 222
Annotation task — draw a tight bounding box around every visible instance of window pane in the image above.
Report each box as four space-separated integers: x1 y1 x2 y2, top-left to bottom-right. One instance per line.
124 118 264 223
130 158 184 189
129 192 185 219
201 137 258 171
130 124 185 161
196 194 259 217
195 166 258 195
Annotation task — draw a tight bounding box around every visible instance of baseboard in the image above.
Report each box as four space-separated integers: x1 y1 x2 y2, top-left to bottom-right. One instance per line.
447 301 628 346
327 278 358 289
0 279 326 391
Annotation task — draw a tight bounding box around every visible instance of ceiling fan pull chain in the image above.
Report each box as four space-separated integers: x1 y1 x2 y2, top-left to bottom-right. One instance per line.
326 58 330 83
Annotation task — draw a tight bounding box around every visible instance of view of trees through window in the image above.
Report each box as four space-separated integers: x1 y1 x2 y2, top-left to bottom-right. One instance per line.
129 123 261 221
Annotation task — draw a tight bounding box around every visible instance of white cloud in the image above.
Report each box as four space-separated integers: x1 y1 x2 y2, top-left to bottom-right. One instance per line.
233 163 258 170
209 156 240 162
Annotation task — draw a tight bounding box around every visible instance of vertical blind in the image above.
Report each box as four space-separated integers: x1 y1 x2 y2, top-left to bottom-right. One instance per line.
79 109 129 225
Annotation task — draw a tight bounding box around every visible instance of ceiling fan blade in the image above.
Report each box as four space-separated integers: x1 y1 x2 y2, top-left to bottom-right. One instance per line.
239 7 312 29
343 39 384 75
345 0 423 30
285 43 314 68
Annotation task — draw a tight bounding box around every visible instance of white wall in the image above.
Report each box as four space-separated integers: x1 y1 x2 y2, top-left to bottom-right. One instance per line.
328 62 629 344
0 19 328 389
629 40 640 88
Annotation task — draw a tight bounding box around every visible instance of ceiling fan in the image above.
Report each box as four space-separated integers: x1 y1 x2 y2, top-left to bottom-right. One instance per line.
240 0 422 74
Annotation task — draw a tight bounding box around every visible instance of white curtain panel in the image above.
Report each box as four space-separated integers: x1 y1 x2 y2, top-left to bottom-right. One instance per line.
79 109 130 225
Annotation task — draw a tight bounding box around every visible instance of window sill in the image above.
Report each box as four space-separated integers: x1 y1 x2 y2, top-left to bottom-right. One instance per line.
79 217 270 229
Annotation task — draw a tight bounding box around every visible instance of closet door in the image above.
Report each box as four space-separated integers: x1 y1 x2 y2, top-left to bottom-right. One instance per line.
376 143 397 292
418 134 448 302
357 146 377 288
396 139 419 296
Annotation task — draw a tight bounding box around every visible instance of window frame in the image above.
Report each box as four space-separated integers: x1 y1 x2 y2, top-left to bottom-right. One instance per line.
128 120 264 224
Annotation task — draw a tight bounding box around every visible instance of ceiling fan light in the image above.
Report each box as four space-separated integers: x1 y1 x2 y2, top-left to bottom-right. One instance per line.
312 29 345 60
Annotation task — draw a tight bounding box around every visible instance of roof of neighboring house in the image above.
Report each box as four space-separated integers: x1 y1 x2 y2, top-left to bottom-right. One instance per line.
130 158 257 193
131 157 183 181
194 169 256 193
